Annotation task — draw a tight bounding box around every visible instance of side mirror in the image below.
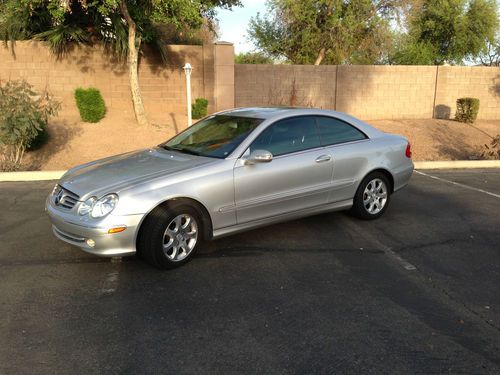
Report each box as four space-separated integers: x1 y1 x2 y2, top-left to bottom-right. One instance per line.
244 149 273 165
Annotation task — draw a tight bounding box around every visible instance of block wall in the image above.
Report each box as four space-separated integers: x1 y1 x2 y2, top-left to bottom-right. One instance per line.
1 42 499 122
434 66 500 120
335 65 437 119
235 64 337 110
235 64 500 120
0 41 221 123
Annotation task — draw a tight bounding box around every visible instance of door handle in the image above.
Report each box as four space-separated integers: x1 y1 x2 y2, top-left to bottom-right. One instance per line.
315 155 332 163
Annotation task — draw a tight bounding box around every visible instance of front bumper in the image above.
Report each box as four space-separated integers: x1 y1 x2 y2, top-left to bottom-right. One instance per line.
46 198 143 257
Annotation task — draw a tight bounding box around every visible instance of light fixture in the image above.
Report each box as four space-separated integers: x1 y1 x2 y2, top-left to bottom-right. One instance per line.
183 63 193 127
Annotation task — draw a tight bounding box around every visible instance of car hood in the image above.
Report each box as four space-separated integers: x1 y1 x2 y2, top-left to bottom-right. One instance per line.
59 148 216 198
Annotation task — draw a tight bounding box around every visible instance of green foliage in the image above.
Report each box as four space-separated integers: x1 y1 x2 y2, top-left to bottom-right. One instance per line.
0 0 241 126
390 40 437 65
27 123 49 151
235 52 273 64
456 97 480 123
192 98 208 119
248 0 406 65
0 79 59 170
75 88 106 123
0 0 240 62
35 24 89 57
0 0 52 43
392 0 499 65
476 33 500 66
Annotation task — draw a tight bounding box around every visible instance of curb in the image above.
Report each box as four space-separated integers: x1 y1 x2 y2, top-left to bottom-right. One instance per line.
1 160 499 182
0 171 66 182
414 160 500 169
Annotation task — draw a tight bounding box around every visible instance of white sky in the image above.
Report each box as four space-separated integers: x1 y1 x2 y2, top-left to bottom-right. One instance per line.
216 0 267 54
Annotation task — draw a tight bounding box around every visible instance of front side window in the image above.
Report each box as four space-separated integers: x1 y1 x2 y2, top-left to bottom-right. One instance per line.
316 116 367 146
162 115 263 158
249 116 321 156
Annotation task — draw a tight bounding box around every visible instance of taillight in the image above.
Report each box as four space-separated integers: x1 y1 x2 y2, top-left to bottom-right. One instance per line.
405 142 412 158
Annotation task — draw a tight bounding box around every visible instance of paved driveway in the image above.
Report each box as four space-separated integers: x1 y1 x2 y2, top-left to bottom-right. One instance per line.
1 169 499 374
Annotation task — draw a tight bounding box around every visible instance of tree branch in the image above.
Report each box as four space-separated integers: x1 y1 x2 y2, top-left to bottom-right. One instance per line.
314 47 326 65
119 0 136 31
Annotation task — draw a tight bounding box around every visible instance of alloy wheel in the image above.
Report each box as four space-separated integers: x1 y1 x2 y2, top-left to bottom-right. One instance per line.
363 178 388 215
162 214 198 261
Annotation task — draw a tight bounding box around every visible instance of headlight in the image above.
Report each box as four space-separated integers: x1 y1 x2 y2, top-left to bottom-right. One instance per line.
78 197 96 216
91 194 119 218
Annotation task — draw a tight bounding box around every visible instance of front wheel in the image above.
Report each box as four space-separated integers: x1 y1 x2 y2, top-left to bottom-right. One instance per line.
138 203 203 269
350 172 391 220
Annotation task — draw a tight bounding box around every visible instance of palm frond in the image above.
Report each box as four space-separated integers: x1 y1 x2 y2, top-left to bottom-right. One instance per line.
35 24 90 57
101 13 128 62
140 22 170 64
149 24 168 64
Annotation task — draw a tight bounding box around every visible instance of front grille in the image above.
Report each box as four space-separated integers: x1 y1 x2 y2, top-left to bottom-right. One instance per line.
54 185 80 210
53 226 86 243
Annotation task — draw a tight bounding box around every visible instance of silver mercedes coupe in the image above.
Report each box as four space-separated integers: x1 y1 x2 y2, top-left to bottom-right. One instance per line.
46 107 413 269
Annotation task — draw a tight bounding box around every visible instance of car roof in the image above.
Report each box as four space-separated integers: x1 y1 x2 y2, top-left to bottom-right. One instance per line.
217 107 297 119
217 106 372 124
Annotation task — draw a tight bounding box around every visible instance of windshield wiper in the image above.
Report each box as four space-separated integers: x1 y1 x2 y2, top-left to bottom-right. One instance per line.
162 145 203 156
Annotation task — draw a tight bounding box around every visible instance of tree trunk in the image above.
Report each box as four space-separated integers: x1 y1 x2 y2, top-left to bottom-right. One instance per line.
314 47 326 65
120 0 149 126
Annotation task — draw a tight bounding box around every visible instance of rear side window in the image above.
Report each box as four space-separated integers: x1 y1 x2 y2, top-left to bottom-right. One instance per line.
316 116 366 146
249 116 321 156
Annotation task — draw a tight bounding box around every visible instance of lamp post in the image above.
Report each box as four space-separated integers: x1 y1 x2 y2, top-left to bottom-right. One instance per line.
183 63 193 127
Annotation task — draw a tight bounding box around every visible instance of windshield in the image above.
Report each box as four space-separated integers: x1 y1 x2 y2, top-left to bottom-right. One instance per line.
161 115 263 159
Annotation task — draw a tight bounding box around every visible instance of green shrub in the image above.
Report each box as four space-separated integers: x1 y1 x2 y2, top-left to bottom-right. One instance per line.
235 52 274 64
27 123 50 151
0 80 59 170
456 97 480 123
192 98 208 119
75 88 106 123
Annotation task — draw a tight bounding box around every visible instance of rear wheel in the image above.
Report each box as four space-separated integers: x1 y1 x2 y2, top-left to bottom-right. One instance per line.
138 203 203 269
350 172 391 220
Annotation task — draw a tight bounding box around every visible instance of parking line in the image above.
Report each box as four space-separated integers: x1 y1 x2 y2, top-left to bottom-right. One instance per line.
415 170 500 199
338 217 417 271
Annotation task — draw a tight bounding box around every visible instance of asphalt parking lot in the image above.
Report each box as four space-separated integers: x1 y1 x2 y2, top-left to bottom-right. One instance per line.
1 169 499 374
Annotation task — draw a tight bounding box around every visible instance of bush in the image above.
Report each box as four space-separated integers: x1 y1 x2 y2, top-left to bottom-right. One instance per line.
192 98 208 119
235 52 274 64
75 88 106 123
455 97 480 123
481 135 500 160
0 80 59 170
27 123 50 151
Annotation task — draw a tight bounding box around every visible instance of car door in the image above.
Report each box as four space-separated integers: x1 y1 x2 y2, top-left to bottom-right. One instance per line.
233 116 334 224
315 116 370 203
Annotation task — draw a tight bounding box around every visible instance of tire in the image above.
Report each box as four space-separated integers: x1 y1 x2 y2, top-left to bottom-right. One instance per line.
350 172 391 220
138 202 203 269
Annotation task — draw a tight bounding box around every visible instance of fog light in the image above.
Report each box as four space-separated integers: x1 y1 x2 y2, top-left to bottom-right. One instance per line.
86 239 95 247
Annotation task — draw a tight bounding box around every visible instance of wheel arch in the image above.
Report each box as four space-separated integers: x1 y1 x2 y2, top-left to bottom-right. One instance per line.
135 197 214 252
362 168 395 193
